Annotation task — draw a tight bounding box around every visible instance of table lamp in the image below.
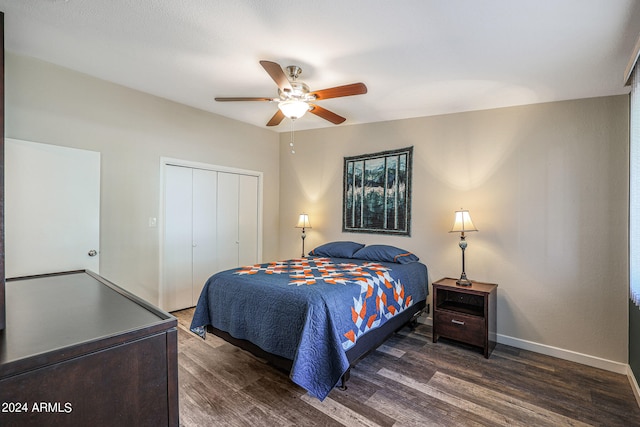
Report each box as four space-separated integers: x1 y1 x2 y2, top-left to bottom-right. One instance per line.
449 209 478 286
295 213 312 257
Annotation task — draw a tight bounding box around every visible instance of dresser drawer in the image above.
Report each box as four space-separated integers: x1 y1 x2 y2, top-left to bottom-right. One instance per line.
434 310 485 347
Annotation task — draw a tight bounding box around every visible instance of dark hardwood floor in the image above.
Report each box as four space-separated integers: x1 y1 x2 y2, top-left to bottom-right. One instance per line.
173 308 640 426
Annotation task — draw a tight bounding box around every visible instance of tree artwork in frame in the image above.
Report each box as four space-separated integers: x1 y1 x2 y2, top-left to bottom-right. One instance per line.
343 146 412 236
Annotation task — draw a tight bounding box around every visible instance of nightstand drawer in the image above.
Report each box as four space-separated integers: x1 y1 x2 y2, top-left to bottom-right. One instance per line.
434 310 485 347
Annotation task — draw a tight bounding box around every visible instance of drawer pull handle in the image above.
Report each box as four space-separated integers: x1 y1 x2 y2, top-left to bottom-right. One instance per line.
451 319 465 325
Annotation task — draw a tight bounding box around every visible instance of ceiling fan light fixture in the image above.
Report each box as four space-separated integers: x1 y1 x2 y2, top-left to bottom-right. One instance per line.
278 100 309 119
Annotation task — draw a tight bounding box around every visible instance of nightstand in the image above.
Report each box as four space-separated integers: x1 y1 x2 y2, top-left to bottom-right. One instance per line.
432 277 498 358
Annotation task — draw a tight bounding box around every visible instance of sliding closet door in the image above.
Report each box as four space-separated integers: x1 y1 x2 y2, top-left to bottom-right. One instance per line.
192 169 218 301
216 172 259 271
163 163 260 312
163 165 193 312
238 174 259 266
217 172 240 272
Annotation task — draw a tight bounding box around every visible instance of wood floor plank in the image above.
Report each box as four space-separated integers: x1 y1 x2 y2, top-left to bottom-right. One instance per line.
177 322 227 351
376 344 405 358
491 348 556 372
377 368 520 426
324 375 396 427
364 388 491 427
239 375 343 426
300 394 385 427
427 371 591 427
178 364 251 427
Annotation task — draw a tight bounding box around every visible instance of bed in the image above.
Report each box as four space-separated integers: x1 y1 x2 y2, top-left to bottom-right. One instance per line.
190 242 428 400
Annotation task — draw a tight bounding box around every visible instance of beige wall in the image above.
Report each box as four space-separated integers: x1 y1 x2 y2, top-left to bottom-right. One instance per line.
279 96 629 366
5 53 280 305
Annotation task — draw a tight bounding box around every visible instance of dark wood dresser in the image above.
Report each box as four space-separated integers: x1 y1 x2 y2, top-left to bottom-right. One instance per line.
0 270 178 426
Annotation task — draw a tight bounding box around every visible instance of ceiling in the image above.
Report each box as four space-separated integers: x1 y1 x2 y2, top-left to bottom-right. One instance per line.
1 0 639 132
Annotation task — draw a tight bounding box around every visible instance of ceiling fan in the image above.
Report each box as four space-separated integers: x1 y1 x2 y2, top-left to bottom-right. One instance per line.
215 60 367 127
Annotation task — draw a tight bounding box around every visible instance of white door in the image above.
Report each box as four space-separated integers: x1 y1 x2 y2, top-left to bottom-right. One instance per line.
217 172 240 272
238 174 259 266
163 165 194 312
192 168 218 302
164 166 221 311
5 139 100 278
216 173 259 269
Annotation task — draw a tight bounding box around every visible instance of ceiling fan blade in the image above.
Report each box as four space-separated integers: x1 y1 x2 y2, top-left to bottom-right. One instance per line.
309 104 346 124
214 97 274 102
260 60 292 92
266 109 285 127
310 83 367 100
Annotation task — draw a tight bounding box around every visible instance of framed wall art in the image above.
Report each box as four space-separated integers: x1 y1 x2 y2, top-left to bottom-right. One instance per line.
343 146 413 236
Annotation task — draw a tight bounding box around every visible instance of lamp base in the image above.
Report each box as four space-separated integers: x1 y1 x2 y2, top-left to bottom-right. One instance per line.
456 274 473 287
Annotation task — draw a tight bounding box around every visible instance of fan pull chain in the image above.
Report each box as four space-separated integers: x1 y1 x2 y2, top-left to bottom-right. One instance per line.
289 118 296 154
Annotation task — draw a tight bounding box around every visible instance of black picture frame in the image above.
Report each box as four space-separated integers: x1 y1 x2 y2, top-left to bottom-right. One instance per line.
342 146 412 236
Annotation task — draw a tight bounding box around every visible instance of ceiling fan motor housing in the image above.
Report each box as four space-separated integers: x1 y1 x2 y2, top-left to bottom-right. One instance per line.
279 81 314 102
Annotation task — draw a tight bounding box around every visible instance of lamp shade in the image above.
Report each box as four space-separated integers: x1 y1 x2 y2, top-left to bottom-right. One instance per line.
295 213 312 229
449 209 478 233
279 100 309 119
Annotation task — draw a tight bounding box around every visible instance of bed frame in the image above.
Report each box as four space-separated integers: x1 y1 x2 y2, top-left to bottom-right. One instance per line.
207 299 427 391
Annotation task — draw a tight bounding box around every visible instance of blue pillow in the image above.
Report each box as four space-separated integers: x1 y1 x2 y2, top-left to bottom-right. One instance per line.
309 241 365 258
352 245 419 264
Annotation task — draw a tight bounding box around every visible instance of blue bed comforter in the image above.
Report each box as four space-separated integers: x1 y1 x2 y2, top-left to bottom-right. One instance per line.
190 256 428 400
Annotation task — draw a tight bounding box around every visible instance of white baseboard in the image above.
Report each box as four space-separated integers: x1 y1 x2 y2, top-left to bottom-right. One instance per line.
496 333 628 374
628 365 640 408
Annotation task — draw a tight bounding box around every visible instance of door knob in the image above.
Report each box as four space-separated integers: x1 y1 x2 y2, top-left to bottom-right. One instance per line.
88 250 98 257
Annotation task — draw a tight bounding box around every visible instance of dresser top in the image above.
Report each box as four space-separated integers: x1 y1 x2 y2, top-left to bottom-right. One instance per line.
0 270 175 377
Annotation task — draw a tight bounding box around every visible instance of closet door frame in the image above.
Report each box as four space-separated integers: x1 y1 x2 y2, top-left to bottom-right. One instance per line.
159 157 263 310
